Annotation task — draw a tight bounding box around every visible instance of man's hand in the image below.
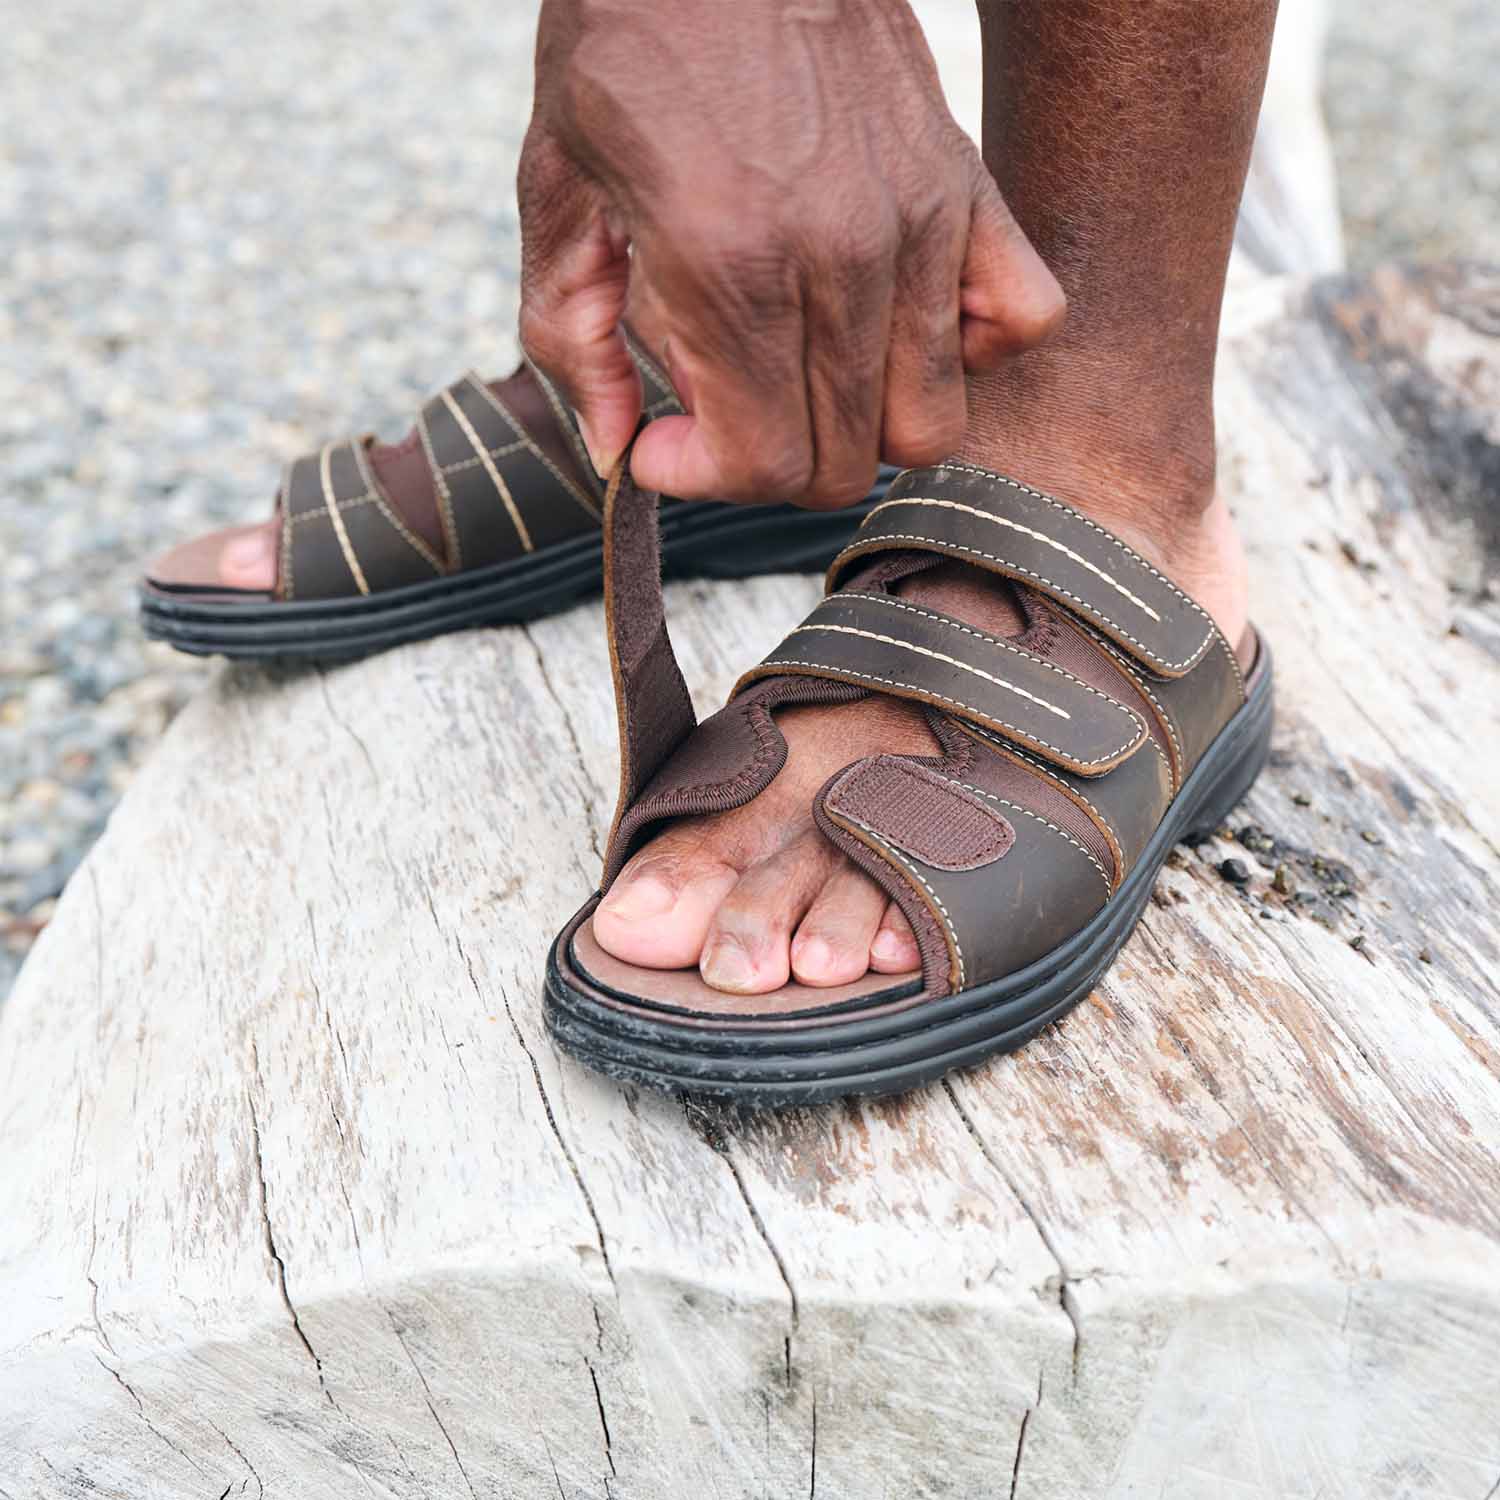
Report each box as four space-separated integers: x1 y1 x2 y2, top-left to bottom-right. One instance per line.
518 0 1065 507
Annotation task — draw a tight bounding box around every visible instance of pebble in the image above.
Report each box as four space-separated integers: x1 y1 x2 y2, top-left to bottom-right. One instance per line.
1218 858 1252 886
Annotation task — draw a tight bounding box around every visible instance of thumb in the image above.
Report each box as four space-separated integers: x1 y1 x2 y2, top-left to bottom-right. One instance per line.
959 167 1067 372
517 132 642 476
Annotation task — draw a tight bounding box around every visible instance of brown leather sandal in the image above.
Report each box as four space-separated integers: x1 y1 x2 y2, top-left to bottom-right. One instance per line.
140 341 890 660
544 459 1273 1105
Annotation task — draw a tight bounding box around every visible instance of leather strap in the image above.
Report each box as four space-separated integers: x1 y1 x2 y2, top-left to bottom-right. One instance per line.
279 438 443 601
736 591 1147 776
600 452 697 881
418 375 600 570
827 464 1219 678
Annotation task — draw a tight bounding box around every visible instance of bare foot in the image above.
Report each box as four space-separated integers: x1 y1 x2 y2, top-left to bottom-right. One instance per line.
594 452 1251 994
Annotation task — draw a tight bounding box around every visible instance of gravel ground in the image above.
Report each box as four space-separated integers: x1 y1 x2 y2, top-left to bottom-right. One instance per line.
2 0 1496 992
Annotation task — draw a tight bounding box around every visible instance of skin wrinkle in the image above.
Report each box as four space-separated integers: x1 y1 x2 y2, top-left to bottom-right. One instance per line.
520 0 1063 500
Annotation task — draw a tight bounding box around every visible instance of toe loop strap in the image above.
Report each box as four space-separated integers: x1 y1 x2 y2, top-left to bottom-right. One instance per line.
826 463 1219 679
735 591 1147 777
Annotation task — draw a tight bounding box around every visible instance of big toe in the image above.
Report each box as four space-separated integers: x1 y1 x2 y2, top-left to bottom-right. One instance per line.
145 520 279 593
593 829 741 971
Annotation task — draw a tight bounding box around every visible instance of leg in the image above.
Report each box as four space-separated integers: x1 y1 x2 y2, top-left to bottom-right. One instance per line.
594 0 1279 990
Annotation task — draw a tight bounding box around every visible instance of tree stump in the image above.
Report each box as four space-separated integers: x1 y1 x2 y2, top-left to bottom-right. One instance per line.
5 0 1500 1490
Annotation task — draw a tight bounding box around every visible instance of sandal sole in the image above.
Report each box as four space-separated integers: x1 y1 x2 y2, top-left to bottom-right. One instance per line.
139 486 889 661
543 653 1274 1107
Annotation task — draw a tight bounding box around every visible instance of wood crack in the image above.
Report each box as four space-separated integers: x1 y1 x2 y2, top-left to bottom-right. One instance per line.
522 624 606 866
246 1060 339 1411
387 1311 479 1500
944 1081 1082 1377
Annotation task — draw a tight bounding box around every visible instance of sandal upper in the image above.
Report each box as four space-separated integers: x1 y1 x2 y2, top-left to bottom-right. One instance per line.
593 459 1250 1005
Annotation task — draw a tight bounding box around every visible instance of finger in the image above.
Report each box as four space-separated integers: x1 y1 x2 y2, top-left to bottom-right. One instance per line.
795 217 896 508
517 131 642 476
881 222 967 470
628 240 815 504
959 167 1067 373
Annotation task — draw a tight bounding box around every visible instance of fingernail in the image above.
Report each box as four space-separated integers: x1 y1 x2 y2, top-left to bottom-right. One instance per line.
702 939 756 993
575 413 615 479
599 877 675 923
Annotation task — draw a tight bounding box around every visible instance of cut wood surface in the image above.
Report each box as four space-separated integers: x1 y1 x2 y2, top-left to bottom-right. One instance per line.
4 257 1498 1497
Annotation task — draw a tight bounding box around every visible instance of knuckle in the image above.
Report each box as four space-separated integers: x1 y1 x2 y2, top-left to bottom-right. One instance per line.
742 446 815 503
884 404 964 469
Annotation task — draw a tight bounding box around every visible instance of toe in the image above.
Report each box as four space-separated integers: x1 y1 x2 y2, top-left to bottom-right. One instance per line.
869 901 921 973
789 861 886 987
144 520 279 594
219 524 278 589
700 833 838 994
593 823 741 971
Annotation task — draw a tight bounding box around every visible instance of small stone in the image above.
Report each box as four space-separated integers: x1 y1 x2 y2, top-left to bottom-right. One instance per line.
1418 947 1433 964
1360 830 1383 845
1349 934 1367 953
1237 823 1277 855
1292 792 1312 807
1272 864 1296 896
1218 858 1251 886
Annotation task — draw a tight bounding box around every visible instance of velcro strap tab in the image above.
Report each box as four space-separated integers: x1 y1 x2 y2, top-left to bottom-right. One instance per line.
827 464 1218 678
735 591 1146 776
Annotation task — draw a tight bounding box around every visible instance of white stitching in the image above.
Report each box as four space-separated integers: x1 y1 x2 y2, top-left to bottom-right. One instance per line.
941 776 1112 890
837 813 965 990
441 387 535 553
842 519 1212 675
416 406 462 572
437 439 529 475
319 443 370 596
350 438 445 577
840 592 1140 718
929 460 1216 626
990 737 1124 888
754 656 1138 768
466 372 603 521
788 622 1074 721
278 461 296 601
868 495 1164 622
1096 636 1185 789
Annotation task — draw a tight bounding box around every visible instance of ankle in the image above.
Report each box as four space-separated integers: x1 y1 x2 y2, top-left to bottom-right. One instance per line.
954 367 1250 655
959 365 1218 577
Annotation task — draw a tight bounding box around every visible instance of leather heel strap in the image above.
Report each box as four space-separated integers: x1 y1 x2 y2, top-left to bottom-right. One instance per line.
600 454 697 881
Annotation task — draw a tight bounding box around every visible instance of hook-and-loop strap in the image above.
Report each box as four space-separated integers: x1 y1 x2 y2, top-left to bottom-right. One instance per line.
737 591 1147 777
826 464 1217 679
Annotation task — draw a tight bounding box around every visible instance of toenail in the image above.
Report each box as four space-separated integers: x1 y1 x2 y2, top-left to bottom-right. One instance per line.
701 939 757 992
600 877 676 923
792 936 835 976
871 929 915 966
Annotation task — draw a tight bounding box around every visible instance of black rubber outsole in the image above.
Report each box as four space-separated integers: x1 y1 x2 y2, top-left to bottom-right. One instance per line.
139 483 890 661
543 653 1274 1107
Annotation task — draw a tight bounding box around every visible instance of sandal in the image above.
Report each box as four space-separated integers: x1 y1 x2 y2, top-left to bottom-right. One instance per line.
140 340 891 660
544 458 1273 1105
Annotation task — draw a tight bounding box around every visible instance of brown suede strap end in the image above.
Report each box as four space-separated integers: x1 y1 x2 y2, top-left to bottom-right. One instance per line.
601 453 697 886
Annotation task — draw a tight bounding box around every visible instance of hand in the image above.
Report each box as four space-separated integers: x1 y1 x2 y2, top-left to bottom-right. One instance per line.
518 0 1065 507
